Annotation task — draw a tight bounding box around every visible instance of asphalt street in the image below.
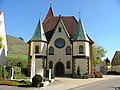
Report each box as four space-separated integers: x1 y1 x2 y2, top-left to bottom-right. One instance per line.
68 77 120 90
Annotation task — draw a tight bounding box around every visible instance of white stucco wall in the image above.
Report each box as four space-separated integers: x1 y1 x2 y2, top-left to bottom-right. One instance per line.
30 55 44 82
75 59 88 74
0 12 7 66
73 42 89 57
48 20 72 74
30 42 47 56
35 58 44 76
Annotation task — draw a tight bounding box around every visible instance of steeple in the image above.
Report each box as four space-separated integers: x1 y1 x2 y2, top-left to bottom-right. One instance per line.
73 17 89 41
43 6 54 24
31 19 47 42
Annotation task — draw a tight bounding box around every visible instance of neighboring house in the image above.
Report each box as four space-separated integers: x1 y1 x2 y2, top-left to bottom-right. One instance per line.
111 51 120 72
0 11 7 66
28 6 94 77
97 58 111 74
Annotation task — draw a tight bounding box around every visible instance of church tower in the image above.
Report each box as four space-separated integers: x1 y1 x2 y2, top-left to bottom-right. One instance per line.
73 17 93 75
28 19 47 77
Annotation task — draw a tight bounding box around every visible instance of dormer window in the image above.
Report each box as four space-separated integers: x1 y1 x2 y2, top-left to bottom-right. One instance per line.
35 45 39 53
79 45 84 54
59 27 61 32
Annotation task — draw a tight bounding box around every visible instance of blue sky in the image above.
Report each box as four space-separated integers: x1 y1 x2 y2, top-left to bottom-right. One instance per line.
0 0 120 60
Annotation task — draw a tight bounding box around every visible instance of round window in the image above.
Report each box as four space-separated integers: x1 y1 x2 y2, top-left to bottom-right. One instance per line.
55 38 65 48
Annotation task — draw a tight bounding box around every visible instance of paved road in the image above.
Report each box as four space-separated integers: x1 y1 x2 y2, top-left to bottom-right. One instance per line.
68 77 120 90
0 75 120 90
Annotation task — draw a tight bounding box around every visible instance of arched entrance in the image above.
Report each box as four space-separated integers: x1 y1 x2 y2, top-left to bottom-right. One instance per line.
55 62 64 76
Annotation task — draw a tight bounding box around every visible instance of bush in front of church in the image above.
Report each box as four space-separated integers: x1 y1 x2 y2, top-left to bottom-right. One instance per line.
32 74 43 87
93 69 103 78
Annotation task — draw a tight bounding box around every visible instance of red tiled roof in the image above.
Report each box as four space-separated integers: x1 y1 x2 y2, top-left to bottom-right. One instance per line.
43 7 93 43
43 16 78 38
43 6 54 24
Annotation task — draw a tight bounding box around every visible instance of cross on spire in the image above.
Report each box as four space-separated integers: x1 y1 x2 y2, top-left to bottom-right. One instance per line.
79 12 81 19
39 13 41 19
50 3 52 7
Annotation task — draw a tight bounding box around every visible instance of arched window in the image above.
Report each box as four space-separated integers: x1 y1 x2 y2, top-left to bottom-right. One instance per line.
49 46 54 55
35 45 39 53
66 46 71 55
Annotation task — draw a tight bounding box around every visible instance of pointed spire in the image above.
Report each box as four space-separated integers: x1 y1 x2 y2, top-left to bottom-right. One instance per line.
31 18 47 42
73 16 89 41
43 5 54 24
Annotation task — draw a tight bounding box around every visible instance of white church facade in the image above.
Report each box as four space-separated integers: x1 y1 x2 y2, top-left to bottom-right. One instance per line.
28 7 94 77
0 11 7 66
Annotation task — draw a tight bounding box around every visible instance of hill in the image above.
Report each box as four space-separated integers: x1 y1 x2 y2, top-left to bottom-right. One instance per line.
6 35 28 55
6 35 28 68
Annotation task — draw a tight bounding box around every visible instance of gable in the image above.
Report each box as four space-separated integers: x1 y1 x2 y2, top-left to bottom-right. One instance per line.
48 18 72 45
115 51 120 60
43 16 78 40
112 51 120 63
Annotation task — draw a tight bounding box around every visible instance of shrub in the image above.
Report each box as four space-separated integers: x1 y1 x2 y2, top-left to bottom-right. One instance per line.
90 74 95 78
32 74 43 87
17 61 24 68
93 69 103 78
77 66 80 75
19 80 31 85
51 73 55 79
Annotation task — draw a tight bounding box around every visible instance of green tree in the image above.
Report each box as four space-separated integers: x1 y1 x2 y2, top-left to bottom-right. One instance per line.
77 66 80 75
0 36 3 49
92 44 106 67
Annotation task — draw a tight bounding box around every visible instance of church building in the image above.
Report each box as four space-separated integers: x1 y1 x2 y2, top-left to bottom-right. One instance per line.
28 6 94 77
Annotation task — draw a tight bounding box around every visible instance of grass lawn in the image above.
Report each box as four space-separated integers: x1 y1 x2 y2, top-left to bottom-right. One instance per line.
7 53 28 68
8 53 28 61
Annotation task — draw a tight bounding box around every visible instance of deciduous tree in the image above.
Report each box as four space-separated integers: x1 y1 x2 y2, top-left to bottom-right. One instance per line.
92 44 107 67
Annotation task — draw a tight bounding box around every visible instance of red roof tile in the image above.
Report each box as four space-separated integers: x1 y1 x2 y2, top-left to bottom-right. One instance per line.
43 6 54 24
43 7 93 43
43 16 78 38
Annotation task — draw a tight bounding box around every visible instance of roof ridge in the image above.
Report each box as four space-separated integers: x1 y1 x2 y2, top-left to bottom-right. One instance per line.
54 16 74 18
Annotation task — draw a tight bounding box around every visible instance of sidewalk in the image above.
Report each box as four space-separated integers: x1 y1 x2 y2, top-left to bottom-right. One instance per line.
41 75 120 90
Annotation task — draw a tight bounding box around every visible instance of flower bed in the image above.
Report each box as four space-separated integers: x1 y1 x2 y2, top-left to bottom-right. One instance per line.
0 80 31 86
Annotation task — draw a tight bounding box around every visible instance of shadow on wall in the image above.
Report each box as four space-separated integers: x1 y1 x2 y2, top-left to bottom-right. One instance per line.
0 48 6 66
